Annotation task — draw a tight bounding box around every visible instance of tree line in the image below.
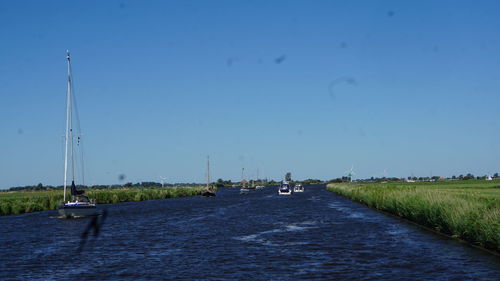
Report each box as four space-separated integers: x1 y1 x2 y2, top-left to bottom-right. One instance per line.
3 172 498 192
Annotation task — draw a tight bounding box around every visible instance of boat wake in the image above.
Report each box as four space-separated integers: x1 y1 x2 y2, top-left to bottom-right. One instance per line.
327 202 372 221
385 223 411 237
307 196 321 202
234 221 318 247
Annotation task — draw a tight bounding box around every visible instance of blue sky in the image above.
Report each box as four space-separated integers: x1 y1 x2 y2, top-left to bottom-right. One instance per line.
1 0 499 188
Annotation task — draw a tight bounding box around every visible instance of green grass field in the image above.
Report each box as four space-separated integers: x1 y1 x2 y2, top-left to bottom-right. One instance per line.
0 186 207 216
327 180 500 253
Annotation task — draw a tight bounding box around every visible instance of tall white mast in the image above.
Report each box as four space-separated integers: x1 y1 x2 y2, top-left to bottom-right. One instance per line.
63 50 72 202
69 53 76 187
206 156 210 189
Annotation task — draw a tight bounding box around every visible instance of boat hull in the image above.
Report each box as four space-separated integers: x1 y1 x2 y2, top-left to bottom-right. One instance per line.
278 190 292 195
279 181 292 195
201 190 216 197
58 204 97 218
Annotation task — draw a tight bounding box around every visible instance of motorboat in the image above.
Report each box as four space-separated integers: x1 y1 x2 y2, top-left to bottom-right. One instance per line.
278 181 292 195
293 184 304 193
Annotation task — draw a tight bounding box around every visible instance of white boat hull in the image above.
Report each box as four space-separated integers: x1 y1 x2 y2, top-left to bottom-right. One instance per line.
58 204 97 218
293 184 304 193
278 190 292 195
278 181 292 195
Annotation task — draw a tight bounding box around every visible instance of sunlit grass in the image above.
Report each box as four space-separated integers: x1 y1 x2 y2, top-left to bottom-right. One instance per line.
0 186 206 216
327 180 500 253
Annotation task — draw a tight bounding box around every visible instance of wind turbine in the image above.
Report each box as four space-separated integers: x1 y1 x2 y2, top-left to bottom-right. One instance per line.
346 165 356 182
159 176 167 187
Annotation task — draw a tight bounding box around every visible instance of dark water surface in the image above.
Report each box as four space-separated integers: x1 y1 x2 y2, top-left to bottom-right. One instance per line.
1 185 498 280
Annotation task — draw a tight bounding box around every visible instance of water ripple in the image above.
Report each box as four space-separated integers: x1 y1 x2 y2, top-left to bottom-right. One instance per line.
1 186 498 280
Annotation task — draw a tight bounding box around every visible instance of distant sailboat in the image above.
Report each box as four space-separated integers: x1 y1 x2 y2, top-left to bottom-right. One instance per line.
240 168 249 194
201 156 216 197
58 51 97 218
255 168 264 189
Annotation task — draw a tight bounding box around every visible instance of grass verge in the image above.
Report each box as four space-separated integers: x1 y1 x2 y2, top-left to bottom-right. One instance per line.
0 186 207 216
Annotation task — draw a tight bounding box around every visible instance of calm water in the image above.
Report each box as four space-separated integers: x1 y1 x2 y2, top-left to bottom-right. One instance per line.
1 185 498 280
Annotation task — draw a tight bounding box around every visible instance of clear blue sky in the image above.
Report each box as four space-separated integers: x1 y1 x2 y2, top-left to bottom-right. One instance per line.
1 0 499 188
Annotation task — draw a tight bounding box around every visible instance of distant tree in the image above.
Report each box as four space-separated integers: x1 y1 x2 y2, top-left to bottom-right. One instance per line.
285 172 292 182
494 173 499 178
341 176 351 182
303 179 322 185
464 173 474 180
216 178 224 187
328 178 343 183
452 175 456 180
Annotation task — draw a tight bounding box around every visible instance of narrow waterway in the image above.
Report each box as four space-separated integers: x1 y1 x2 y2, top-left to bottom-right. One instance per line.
0 185 498 280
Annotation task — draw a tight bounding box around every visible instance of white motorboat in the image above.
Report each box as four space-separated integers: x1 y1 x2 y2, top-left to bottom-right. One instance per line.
278 181 292 195
58 51 97 218
293 184 304 193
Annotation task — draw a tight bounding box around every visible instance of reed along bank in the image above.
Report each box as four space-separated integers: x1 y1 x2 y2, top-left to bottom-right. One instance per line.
0 186 206 216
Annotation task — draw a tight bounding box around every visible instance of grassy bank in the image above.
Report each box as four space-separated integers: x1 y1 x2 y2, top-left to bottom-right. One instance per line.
326 180 500 253
0 186 207 216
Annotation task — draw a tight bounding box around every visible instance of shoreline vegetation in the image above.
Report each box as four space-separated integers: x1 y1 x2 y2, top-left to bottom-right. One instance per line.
0 186 208 216
326 180 500 253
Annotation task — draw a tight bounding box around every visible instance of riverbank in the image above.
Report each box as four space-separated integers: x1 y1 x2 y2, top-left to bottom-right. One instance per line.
326 180 499 253
0 186 207 216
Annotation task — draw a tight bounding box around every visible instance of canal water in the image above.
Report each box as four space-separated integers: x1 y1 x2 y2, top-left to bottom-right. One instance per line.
1 185 498 280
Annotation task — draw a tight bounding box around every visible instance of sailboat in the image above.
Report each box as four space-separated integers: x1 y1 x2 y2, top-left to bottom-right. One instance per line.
58 51 97 218
240 167 249 194
255 169 264 189
201 156 216 197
